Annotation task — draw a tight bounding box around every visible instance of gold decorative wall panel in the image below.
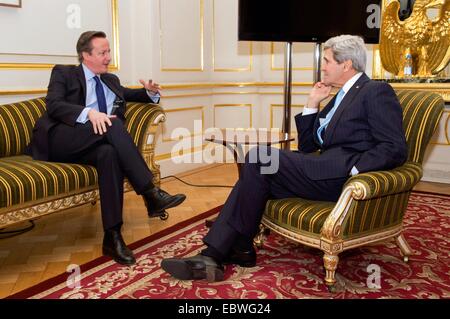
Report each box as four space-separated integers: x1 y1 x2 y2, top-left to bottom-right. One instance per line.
0 0 120 70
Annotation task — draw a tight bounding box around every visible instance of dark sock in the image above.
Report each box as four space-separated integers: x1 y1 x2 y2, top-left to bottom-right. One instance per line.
141 181 156 195
234 235 254 251
201 245 224 262
106 222 122 232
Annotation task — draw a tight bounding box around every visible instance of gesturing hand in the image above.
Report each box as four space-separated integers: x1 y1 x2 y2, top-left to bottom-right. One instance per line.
139 79 161 95
88 109 117 135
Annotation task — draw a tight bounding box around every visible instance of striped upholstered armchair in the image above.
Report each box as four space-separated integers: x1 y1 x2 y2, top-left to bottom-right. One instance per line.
0 97 165 229
259 90 444 290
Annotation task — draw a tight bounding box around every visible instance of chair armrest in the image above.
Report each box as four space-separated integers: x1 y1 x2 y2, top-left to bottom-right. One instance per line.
344 162 423 200
123 102 166 186
124 102 166 149
321 162 422 242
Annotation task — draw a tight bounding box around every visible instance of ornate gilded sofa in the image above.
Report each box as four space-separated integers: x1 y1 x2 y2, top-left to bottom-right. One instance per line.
259 90 444 290
0 97 165 229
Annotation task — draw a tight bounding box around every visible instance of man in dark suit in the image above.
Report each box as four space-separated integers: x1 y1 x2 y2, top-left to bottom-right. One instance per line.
29 31 186 266
161 35 407 282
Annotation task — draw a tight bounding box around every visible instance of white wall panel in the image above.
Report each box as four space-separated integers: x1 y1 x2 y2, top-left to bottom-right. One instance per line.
0 0 115 66
159 0 203 71
1 0 449 182
162 106 204 142
213 0 251 72
270 104 304 131
214 104 252 128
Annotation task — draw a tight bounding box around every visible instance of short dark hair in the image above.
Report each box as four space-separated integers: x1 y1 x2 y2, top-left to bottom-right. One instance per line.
76 31 107 63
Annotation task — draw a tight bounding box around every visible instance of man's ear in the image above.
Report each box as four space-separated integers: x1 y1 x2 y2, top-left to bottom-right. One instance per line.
81 51 90 62
343 60 353 72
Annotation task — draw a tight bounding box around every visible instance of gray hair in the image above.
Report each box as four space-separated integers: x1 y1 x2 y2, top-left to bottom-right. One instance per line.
323 35 367 73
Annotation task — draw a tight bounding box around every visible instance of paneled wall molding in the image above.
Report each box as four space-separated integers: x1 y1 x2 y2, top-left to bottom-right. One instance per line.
0 0 120 70
270 104 304 130
162 106 205 142
4 82 450 102
2 0 449 182
270 43 314 72
0 89 47 96
0 82 314 96
212 0 252 72
213 104 253 127
159 0 204 71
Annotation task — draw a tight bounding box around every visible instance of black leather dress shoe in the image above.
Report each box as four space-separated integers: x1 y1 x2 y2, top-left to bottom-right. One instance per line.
102 229 136 265
143 187 186 218
222 246 257 267
161 254 224 282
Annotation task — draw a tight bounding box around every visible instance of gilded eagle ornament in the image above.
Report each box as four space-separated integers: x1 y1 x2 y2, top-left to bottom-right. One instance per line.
380 0 450 77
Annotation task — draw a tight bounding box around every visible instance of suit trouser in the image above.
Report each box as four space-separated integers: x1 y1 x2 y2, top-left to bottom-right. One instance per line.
203 146 348 256
48 118 153 230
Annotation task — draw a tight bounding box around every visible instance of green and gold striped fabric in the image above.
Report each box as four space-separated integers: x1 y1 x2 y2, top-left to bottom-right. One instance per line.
345 162 422 200
0 98 46 158
0 98 165 157
396 90 444 163
341 191 410 238
0 98 165 209
263 90 444 239
124 102 165 149
0 155 97 209
265 162 422 237
265 198 335 235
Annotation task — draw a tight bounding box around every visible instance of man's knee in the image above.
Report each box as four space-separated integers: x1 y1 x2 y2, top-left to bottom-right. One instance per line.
97 144 119 162
244 146 280 175
245 146 276 163
106 118 127 136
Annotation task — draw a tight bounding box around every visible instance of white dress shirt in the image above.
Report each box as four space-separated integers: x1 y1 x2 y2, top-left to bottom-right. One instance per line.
76 64 160 124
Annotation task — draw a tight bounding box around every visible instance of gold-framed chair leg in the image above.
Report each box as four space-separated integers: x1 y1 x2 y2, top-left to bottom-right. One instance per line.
254 224 270 248
396 233 412 263
323 253 339 290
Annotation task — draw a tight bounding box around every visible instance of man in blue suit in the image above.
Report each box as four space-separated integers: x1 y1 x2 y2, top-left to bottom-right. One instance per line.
161 35 407 282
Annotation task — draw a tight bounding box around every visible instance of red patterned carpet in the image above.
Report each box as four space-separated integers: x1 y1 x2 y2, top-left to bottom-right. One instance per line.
8 192 450 299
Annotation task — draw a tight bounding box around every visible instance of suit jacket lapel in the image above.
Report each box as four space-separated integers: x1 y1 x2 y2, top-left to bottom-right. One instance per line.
100 74 124 100
322 73 370 147
76 65 87 101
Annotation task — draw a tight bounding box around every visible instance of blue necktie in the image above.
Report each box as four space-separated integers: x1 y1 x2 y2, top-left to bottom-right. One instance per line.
93 76 108 114
317 89 345 145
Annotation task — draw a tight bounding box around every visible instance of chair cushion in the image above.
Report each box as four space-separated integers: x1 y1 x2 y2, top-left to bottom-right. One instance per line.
0 155 97 209
0 98 46 158
264 198 335 235
396 90 444 163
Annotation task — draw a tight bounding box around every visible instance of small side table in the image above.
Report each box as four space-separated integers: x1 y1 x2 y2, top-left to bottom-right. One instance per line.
205 129 295 178
204 129 294 227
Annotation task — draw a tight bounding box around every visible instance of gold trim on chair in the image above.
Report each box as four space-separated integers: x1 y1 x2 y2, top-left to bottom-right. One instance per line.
140 113 166 186
0 99 165 229
260 91 444 288
0 188 98 228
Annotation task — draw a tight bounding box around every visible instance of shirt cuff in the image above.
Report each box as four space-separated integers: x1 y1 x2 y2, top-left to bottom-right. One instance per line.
146 90 160 103
76 107 92 124
302 107 319 116
350 166 359 176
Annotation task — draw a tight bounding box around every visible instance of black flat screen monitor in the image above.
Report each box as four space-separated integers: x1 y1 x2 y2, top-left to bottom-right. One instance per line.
238 0 381 44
